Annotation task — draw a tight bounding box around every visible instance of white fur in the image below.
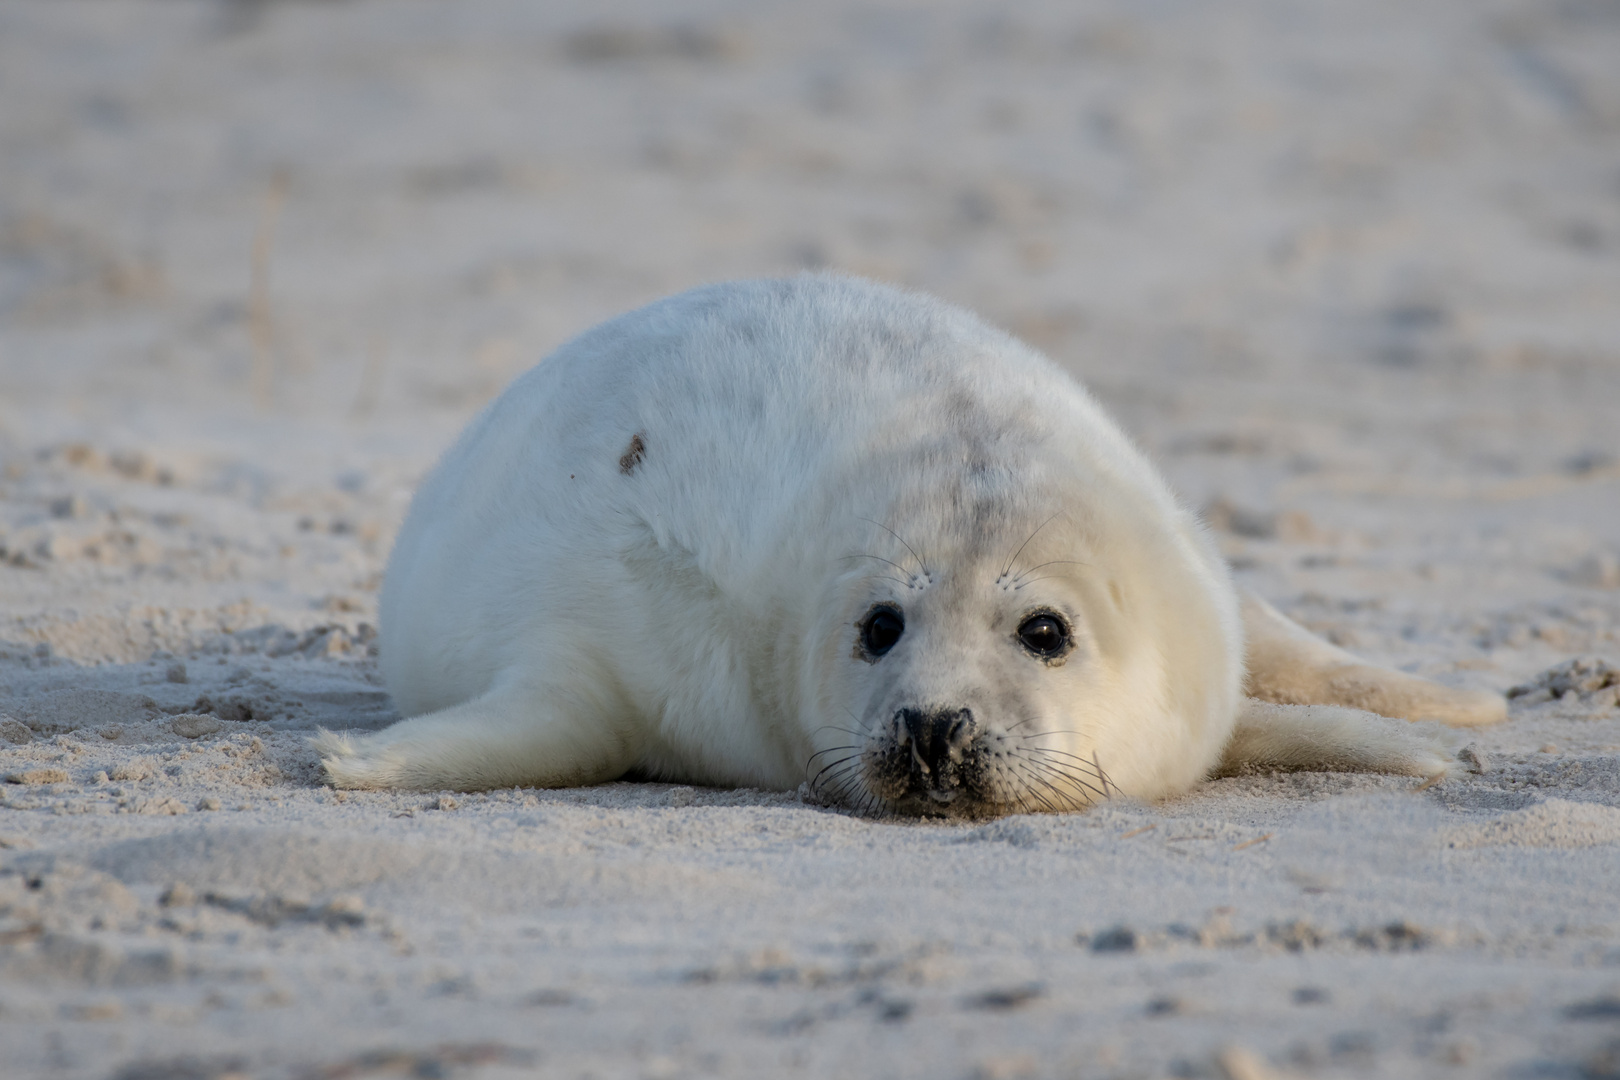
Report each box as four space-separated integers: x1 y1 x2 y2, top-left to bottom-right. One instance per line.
316 275 1479 813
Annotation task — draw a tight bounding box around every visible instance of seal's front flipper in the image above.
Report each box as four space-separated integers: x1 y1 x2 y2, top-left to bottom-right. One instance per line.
1241 590 1505 727
1217 700 1451 779
312 683 635 792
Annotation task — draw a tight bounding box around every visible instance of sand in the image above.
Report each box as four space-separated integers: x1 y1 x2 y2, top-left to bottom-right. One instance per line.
2 1 1619 1077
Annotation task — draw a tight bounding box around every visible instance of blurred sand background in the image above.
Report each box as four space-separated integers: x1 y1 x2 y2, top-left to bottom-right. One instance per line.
1 1 1619 1078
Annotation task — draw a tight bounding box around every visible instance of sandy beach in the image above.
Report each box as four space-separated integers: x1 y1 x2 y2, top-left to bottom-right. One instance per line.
2 1 1619 1077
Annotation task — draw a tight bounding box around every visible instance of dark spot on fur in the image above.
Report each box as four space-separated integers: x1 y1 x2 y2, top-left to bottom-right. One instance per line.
619 433 647 475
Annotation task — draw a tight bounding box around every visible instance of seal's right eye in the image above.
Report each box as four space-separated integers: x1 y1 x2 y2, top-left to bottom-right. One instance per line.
860 606 905 658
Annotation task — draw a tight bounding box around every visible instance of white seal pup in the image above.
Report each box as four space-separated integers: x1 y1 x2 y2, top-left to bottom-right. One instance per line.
315 276 1504 816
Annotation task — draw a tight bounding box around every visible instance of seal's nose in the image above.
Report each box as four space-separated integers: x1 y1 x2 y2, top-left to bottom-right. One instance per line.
896 707 977 778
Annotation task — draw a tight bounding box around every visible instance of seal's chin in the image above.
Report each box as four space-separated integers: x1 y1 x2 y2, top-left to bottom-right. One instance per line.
862 742 986 814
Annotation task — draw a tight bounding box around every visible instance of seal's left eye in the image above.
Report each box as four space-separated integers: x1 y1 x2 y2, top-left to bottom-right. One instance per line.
1017 612 1069 657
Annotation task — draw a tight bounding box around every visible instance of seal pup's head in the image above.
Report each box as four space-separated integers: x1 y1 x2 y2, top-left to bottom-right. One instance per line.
805 492 1239 817
794 377 1242 818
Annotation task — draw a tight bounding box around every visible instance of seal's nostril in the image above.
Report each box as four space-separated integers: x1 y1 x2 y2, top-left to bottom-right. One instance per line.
898 708 928 752
947 709 975 748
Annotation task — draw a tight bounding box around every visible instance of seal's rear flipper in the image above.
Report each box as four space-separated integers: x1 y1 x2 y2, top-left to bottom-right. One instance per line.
312 682 635 792
1241 590 1506 727
1217 700 1451 779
